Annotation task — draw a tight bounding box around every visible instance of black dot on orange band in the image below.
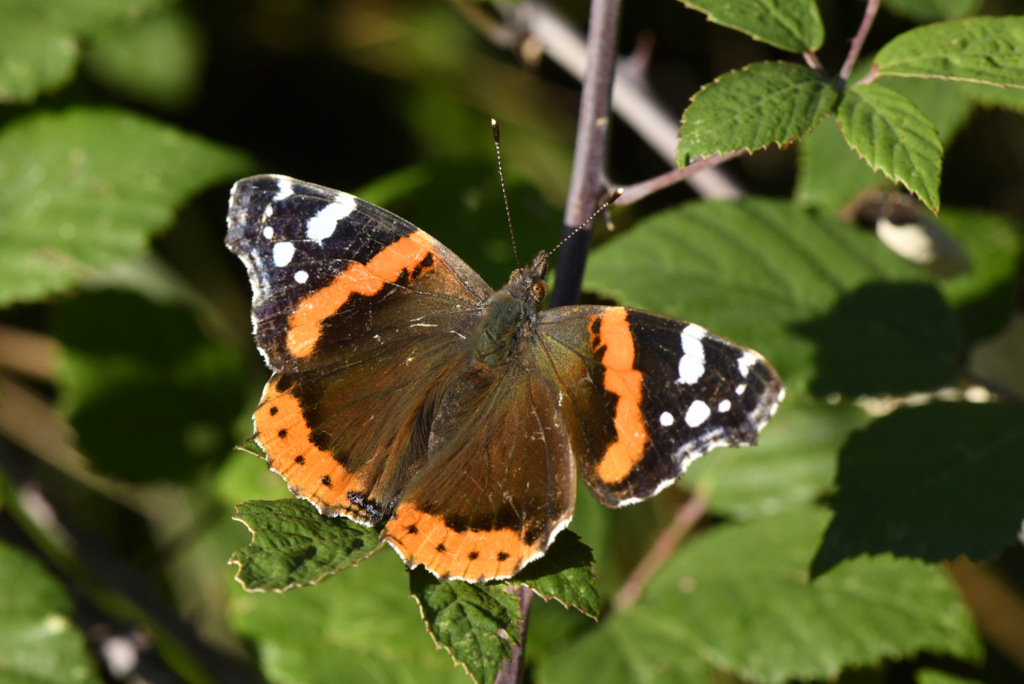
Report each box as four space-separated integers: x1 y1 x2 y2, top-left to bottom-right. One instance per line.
468 551 479 560
268 406 278 416
321 475 332 487
407 525 418 535
436 543 446 553
497 552 509 562
278 429 287 439
295 455 305 465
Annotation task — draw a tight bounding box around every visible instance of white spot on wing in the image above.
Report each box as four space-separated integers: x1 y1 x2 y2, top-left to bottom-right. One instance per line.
737 351 758 378
677 324 707 385
659 411 675 427
263 204 274 218
735 383 747 396
684 400 711 428
718 399 732 413
294 270 309 284
273 241 295 267
262 226 274 239
274 179 294 201
307 194 356 241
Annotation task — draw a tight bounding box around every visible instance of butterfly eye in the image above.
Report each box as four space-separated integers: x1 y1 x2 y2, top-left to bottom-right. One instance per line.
531 281 547 301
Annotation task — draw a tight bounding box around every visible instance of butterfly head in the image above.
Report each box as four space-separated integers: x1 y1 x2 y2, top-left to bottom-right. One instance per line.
506 250 549 308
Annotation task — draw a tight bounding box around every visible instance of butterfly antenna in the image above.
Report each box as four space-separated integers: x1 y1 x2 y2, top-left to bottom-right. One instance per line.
550 187 625 255
492 119 521 268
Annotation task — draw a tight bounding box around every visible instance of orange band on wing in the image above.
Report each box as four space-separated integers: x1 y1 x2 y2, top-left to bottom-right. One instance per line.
592 307 648 483
383 503 538 582
286 230 437 358
255 378 371 522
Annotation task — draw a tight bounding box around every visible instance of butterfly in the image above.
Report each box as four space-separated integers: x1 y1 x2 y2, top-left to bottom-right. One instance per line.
226 174 784 582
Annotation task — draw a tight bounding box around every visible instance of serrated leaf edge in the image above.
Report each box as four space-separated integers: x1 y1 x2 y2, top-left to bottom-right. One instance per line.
834 87 943 213
409 581 522 684
679 61 836 164
228 503 383 594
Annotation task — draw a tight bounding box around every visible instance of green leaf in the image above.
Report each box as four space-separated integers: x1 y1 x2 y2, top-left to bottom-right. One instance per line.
881 0 983 23
536 612 709 684
812 403 1024 575
795 117 886 211
231 499 383 592
0 107 254 307
512 530 599 619
937 207 1022 342
230 550 465 684
957 80 1024 112
637 509 981 682
0 0 168 103
792 282 960 396
684 397 869 519
874 16 1024 87
836 84 943 212
54 291 246 481
0 541 102 684
410 569 521 684
917 668 985 684
583 198 934 398
679 0 824 52
795 75 972 212
678 62 836 164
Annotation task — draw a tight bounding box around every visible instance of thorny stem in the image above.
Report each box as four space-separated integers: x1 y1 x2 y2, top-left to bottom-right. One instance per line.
838 0 881 89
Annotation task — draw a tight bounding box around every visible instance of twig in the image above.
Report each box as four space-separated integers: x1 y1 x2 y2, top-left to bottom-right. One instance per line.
613 495 707 611
616 151 746 206
838 0 881 89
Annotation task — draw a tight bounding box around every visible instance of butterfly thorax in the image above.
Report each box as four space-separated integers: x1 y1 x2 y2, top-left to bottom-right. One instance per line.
471 251 549 368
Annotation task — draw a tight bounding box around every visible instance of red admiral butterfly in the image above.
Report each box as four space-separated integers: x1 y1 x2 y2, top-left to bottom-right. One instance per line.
227 174 784 582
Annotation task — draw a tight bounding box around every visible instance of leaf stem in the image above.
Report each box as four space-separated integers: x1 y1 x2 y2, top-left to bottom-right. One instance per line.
802 51 829 80
838 0 881 89
616 151 746 206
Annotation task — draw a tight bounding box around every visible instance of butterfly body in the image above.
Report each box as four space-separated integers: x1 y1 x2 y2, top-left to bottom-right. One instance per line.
227 174 784 582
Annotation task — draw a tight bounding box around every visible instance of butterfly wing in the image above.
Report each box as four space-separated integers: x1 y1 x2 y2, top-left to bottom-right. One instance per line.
227 175 492 524
536 306 784 507
381 342 577 582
